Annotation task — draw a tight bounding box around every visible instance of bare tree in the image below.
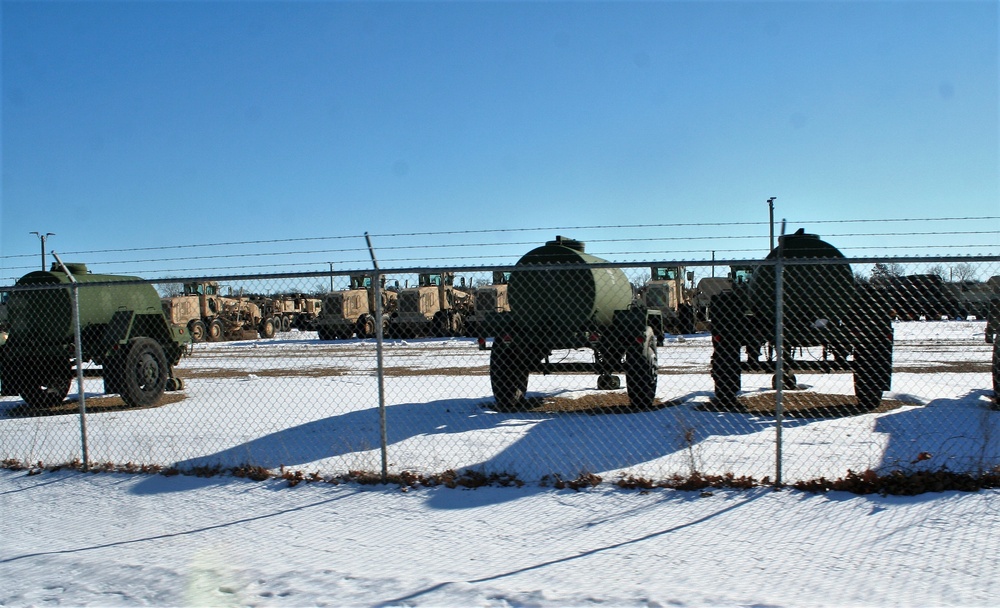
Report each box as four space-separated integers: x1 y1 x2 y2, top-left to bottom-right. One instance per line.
951 262 978 283
925 264 947 281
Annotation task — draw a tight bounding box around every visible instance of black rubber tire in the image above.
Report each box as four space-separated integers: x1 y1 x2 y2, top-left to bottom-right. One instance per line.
490 342 531 411
188 320 207 343
357 315 376 339
18 359 71 409
208 319 225 342
116 337 169 408
317 327 335 341
259 318 276 339
281 316 292 332
991 337 999 403
853 334 893 412
626 328 658 409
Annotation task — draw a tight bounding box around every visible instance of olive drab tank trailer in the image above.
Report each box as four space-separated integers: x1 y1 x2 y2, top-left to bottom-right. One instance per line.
161 281 266 342
315 274 399 340
709 229 894 413
480 236 662 411
0 263 190 409
387 271 474 338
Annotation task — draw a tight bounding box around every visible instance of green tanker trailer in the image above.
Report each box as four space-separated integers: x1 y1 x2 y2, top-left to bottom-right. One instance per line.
481 236 661 410
710 229 893 412
0 263 189 409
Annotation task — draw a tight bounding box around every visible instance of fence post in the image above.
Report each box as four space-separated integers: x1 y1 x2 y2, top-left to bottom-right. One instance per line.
53 253 89 471
365 233 389 484
774 252 785 486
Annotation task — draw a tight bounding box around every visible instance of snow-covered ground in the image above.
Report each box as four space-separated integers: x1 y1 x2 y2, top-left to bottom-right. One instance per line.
1 320 998 606
1 321 995 484
2 470 999 606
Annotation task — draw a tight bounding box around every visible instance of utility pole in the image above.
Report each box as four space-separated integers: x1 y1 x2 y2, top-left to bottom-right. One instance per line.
767 197 776 251
30 231 55 270
328 262 334 292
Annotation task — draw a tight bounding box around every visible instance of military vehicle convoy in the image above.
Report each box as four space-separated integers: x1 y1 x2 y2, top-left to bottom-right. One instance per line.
387 272 474 338
162 281 267 342
480 236 661 411
0 263 189 409
314 274 398 340
710 230 894 412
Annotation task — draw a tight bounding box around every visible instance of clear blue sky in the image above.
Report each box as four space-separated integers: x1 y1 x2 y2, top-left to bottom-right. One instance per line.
1 0 997 281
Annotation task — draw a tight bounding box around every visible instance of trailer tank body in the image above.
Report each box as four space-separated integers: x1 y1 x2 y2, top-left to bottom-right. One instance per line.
508 237 633 342
6 263 164 353
748 230 855 344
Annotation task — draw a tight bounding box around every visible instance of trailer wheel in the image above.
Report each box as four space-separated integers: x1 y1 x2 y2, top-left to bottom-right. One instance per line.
490 342 531 411
112 337 169 408
853 330 893 412
18 359 71 409
709 291 745 410
208 319 225 342
991 337 999 406
188 320 207 343
259 317 276 339
625 328 658 409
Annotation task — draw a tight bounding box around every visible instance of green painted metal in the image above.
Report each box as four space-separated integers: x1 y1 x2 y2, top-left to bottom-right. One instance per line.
508 236 633 341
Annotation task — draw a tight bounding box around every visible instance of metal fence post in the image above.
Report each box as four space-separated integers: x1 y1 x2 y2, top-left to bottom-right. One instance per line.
365 233 389 483
774 252 785 486
52 253 89 471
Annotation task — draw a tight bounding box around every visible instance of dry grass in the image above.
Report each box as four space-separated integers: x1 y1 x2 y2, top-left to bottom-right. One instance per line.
4 392 187 418
700 391 917 417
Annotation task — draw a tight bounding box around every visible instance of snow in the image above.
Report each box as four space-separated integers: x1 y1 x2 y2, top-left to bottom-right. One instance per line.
2 320 998 606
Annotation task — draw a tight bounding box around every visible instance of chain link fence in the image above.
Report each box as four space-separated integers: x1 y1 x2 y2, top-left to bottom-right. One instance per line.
1 239 998 486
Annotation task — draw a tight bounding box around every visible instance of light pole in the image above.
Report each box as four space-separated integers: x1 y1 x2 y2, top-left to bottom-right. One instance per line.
30 231 55 270
767 197 776 251
328 262 334 292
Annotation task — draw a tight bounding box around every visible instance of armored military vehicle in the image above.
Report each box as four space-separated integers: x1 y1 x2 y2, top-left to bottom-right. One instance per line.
162 281 266 342
387 272 474 338
0 263 189 409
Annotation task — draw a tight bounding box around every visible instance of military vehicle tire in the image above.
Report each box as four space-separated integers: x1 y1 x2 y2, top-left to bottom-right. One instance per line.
991 337 999 403
357 315 376 339
490 342 531 411
208 319 225 342
259 317 276 339
188 320 207 343
317 327 334 341
853 335 893 412
116 337 169 408
281 316 292 332
625 328 658 409
18 359 71 409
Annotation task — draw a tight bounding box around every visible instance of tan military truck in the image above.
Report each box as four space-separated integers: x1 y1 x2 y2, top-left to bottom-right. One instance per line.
387 272 474 338
638 266 695 337
315 274 398 340
161 281 266 342
467 271 511 339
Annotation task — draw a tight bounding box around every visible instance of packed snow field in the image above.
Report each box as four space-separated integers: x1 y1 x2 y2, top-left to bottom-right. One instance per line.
2 320 998 606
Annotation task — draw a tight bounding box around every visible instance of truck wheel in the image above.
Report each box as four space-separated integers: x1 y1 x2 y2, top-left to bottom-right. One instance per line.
281 316 292 332
188 320 207 343
18 359 71 409
626 328 658 409
115 337 168 408
317 328 333 341
259 317 276 339
357 315 376 339
490 342 530 411
449 313 464 337
208 319 225 342
431 312 448 337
